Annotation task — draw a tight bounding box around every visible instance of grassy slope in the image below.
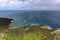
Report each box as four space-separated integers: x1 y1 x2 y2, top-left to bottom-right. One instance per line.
0 25 54 40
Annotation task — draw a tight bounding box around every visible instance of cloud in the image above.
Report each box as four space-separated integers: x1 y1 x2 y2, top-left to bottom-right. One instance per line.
0 0 8 7
8 1 23 7
0 0 31 7
0 0 60 10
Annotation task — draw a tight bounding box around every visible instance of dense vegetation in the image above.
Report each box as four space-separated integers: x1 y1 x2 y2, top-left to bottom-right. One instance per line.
0 32 47 40
0 24 54 40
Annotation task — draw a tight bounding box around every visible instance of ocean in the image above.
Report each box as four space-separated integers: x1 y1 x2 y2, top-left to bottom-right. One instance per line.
0 10 60 28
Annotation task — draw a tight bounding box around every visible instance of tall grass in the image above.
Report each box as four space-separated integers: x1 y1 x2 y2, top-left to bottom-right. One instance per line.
1 32 47 40
23 32 47 40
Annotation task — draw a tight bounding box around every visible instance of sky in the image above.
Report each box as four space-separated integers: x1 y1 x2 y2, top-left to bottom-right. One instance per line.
0 0 60 10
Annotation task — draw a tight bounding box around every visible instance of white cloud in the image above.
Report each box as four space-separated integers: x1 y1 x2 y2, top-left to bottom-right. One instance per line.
0 0 60 10
8 1 23 7
0 0 32 7
0 0 8 7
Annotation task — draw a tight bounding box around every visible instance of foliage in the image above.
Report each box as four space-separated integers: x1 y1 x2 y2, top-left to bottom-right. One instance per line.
0 32 47 40
2 33 21 40
23 32 47 40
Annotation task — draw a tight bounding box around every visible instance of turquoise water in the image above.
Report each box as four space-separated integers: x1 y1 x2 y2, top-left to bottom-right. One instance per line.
1 11 60 28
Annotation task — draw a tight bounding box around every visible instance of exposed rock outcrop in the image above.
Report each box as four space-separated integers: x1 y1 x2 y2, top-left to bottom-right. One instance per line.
0 18 13 29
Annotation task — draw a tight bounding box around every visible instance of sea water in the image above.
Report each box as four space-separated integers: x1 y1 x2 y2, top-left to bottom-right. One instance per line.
0 10 60 28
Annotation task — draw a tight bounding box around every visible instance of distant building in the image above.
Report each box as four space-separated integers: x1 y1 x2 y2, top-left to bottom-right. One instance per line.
0 18 13 29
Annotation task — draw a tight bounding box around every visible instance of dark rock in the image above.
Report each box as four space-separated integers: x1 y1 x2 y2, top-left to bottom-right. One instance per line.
0 18 13 29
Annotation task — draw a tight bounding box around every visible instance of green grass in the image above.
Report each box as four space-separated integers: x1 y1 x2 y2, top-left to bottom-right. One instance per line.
1 32 47 40
23 32 47 40
2 33 21 40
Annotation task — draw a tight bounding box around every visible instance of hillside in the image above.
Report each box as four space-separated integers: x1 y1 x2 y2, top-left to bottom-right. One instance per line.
0 24 54 40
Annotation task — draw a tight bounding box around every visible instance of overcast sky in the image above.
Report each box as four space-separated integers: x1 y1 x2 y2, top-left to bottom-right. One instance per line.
0 0 60 10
